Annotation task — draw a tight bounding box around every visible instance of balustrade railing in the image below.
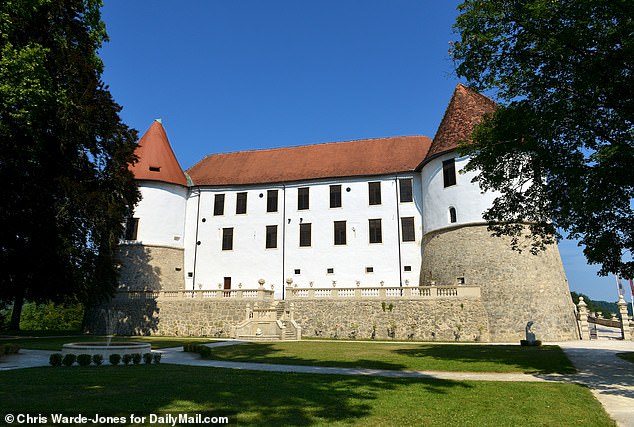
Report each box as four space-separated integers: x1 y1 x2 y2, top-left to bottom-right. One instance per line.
285 285 480 300
114 287 275 300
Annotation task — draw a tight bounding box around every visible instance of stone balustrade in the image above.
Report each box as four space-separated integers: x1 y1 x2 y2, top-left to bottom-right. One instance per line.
285 285 481 300
113 287 275 300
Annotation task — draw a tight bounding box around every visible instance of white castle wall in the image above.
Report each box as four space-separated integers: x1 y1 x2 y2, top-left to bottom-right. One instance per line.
421 153 499 234
182 174 423 298
132 181 188 248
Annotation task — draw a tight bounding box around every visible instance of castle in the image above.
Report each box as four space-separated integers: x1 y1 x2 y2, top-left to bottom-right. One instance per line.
88 84 579 342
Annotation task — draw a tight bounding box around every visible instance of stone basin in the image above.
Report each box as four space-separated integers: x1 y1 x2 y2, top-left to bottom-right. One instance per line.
61 342 151 357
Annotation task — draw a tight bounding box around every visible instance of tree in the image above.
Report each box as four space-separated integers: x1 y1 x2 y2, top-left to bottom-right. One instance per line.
0 0 140 329
451 0 633 278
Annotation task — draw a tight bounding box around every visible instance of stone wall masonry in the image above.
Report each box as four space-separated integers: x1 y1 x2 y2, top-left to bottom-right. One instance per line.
421 224 579 342
117 245 184 292
85 296 492 342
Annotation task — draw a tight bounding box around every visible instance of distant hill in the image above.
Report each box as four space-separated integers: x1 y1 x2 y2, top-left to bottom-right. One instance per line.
571 292 633 318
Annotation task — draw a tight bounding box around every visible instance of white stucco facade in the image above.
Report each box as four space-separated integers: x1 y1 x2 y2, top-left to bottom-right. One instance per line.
177 174 423 298
421 153 499 235
130 181 188 249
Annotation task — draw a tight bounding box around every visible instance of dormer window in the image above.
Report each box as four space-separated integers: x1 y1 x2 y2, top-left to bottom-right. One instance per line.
149 166 161 172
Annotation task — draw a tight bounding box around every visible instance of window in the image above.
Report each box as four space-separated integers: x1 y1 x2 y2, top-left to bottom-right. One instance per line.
401 217 415 242
267 190 278 213
368 219 382 243
236 192 247 214
299 223 311 247
404 266 412 272
294 269 301 274
124 217 139 240
149 166 161 172
334 221 346 245
443 159 457 187
298 187 309 210
330 185 342 208
368 182 381 205
214 194 225 216
327 268 334 274
399 178 413 202
366 267 374 273
222 228 233 250
449 207 457 223
265 225 277 249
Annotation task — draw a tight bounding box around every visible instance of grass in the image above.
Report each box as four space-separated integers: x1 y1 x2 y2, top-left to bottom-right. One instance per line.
0 335 217 351
201 341 576 374
0 364 614 426
616 352 634 363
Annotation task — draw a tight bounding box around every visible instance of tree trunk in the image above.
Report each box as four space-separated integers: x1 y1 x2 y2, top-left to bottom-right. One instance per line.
9 291 24 331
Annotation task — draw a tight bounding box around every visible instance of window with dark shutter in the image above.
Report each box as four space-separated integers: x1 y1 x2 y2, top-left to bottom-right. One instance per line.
443 159 457 188
369 219 382 243
368 182 381 205
334 221 346 245
222 228 233 250
399 178 413 202
214 194 225 216
330 185 342 208
298 187 309 210
267 190 278 212
124 218 139 240
265 225 277 249
236 192 247 214
401 217 415 242
299 223 311 247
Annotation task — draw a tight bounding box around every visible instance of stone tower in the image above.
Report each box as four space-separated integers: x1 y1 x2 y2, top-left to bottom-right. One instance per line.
419 85 579 341
119 120 188 292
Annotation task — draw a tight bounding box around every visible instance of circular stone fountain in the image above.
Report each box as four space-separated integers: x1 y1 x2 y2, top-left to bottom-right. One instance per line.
61 342 151 357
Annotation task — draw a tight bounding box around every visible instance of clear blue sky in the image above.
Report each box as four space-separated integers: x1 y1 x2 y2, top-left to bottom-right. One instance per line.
99 0 624 303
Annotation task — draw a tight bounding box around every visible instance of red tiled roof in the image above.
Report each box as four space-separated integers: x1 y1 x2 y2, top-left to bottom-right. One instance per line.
187 136 432 186
130 120 188 186
425 83 497 161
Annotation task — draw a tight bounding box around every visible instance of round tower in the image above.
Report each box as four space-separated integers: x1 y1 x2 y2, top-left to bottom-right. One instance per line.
119 119 188 292
420 85 579 342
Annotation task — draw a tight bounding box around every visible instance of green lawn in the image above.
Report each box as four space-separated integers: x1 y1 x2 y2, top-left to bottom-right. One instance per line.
201 341 576 374
0 335 216 351
0 365 614 426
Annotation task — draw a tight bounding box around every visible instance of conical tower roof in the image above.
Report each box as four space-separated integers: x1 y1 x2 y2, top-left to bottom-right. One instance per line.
426 83 497 160
129 120 188 186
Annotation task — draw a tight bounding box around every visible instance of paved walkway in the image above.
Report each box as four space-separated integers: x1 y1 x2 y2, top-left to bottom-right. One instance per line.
1 339 633 426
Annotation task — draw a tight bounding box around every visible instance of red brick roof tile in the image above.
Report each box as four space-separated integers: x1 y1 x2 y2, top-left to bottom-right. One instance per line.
187 136 432 186
130 120 188 186
426 83 497 161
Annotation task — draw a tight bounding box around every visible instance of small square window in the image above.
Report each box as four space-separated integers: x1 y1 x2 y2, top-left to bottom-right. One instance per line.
327 268 334 274
404 266 412 272
366 267 374 273
294 269 301 275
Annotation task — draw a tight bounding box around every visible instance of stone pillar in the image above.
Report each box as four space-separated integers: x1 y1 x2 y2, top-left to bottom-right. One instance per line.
577 297 589 340
617 295 630 340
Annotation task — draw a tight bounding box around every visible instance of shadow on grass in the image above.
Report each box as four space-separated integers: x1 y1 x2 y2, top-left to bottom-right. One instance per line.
203 342 410 371
0 365 472 426
393 344 576 374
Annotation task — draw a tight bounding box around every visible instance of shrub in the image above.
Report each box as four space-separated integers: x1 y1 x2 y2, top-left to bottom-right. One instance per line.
19 301 84 331
92 354 103 366
77 354 92 366
143 353 153 364
109 354 121 366
132 353 141 365
62 354 76 367
2 344 20 355
49 353 63 367
122 354 132 366
198 346 212 358
152 353 161 364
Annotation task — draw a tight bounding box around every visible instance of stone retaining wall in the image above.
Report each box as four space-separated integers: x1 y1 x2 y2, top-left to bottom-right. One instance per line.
85 297 491 341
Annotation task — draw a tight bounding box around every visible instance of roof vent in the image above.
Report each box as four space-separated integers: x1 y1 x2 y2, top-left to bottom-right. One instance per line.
149 166 161 172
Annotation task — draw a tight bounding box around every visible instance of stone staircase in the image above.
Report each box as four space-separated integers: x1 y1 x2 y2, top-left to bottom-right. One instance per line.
232 301 302 341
